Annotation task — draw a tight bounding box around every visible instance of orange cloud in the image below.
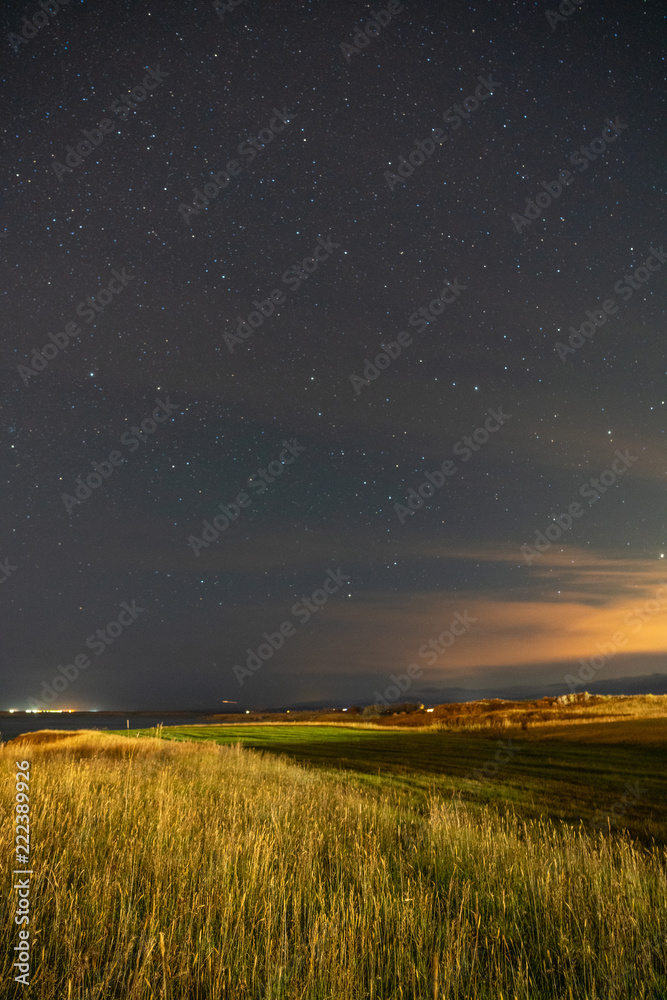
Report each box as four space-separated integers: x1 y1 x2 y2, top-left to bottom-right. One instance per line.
314 549 667 679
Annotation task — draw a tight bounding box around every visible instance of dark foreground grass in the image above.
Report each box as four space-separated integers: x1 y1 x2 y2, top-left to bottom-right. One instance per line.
113 719 667 844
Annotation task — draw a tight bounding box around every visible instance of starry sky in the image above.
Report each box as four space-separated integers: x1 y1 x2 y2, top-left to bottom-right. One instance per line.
1 0 665 710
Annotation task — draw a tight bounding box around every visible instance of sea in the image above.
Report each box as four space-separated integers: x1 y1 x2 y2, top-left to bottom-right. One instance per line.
0 712 233 744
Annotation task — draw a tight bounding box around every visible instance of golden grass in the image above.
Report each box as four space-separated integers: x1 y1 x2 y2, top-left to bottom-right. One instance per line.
207 694 667 732
1 730 665 999
5 729 216 760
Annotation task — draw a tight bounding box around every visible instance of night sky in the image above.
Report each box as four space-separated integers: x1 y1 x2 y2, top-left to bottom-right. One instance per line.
2 0 665 711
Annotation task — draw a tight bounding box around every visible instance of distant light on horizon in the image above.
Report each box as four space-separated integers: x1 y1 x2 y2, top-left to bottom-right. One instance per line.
19 708 76 714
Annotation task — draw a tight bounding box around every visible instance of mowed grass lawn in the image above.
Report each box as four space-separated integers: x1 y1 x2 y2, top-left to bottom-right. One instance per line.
113 718 667 843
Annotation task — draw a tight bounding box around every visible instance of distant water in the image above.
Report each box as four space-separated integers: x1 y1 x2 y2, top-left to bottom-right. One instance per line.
0 712 230 744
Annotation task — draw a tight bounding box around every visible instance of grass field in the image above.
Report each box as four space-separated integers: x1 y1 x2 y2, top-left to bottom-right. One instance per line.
111 716 667 843
2 712 666 998
205 694 667 730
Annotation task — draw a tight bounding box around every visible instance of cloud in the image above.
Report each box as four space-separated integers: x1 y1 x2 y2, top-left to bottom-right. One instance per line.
269 549 667 684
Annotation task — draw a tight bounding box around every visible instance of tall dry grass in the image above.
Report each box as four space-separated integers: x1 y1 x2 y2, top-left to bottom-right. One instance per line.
1 730 665 999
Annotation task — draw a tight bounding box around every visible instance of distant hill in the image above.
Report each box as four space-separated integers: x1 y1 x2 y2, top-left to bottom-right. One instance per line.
406 673 667 704
413 673 667 704
279 674 667 711
585 673 667 696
